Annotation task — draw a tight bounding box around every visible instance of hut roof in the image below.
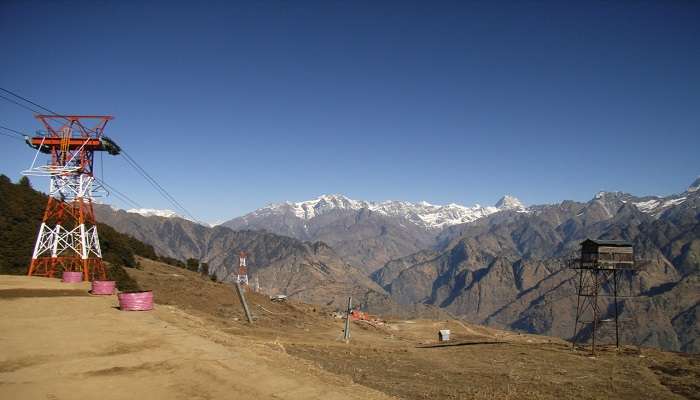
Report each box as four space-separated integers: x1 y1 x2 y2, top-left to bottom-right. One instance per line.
581 238 633 247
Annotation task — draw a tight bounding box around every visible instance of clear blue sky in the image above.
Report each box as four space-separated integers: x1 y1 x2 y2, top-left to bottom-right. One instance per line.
1 1 698 223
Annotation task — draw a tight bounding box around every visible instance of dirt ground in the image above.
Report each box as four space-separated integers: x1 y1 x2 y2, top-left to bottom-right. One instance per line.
2 258 699 400
0 274 392 400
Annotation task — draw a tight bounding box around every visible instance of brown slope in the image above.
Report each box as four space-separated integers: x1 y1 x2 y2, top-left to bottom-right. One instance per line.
224 208 437 274
374 186 700 352
94 205 443 317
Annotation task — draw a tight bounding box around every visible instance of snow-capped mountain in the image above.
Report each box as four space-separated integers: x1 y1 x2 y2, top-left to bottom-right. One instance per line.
222 194 526 272
495 195 526 211
107 206 210 226
126 208 181 218
237 194 526 231
630 177 700 216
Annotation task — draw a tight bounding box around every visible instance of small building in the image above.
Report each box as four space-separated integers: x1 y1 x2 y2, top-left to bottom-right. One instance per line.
580 239 635 269
438 329 450 342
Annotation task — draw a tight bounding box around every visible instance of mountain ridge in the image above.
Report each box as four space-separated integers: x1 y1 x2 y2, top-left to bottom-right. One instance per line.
233 193 526 230
371 177 700 352
221 194 527 272
92 203 448 318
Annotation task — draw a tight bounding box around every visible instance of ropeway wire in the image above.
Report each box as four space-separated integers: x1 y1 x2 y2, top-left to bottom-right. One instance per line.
0 87 60 116
0 131 24 141
0 87 98 134
0 93 43 114
0 124 26 137
120 149 200 222
0 124 28 141
93 176 143 209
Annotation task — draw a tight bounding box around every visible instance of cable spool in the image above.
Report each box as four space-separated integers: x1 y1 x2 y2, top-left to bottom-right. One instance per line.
118 291 153 311
91 280 116 295
61 271 82 283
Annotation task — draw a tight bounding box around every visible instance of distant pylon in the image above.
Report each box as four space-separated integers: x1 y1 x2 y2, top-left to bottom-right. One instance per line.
23 115 120 281
235 251 249 285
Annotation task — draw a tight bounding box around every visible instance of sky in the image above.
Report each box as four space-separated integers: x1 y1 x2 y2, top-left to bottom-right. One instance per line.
1 1 698 224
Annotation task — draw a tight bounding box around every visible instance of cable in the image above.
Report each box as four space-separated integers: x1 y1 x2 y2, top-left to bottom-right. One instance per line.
0 124 26 137
120 149 199 222
94 177 143 209
0 93 42 114
120 150 190 216
0 131 24 141
0 87 60 115
0 87 98 135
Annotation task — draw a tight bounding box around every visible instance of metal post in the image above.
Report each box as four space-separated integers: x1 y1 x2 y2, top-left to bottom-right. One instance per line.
613 270 620 349
235 282 253 323
592 270 599 356
344 296 352 342
572 266 583 349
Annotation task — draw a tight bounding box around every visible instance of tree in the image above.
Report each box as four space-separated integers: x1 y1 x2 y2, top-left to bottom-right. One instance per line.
185 258 199 272
18 176 31 188
200 262 210 276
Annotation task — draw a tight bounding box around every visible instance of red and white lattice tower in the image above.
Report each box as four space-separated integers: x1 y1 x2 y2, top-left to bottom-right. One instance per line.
235 251 249 285
23 115 120 281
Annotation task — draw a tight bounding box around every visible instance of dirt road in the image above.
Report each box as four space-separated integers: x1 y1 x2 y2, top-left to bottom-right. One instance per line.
0 275 393 400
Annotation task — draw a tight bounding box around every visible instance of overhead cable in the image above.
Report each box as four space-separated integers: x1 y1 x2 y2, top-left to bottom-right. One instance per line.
120 149 199 222
0 87 60 115
0 124 26 137
94 177 143 209
0 93 42 114
0 131 23 141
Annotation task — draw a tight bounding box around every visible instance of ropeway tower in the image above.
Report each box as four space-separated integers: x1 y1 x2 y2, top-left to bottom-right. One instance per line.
235 251 249 285
23 115 121 281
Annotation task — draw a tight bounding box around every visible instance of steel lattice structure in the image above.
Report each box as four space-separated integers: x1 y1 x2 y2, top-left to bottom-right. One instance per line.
571 239 638 355
23 115 120 281
235 251 249 285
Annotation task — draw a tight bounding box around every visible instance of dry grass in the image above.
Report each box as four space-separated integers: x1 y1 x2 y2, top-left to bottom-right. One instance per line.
128 258 700 400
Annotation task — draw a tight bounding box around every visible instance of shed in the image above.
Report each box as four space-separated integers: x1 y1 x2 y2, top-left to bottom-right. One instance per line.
580 239 634 268
438 329 450 342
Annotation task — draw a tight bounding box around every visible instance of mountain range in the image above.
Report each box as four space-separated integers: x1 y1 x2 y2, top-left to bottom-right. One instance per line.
98 177 699 352
371 179 700 352
93 204 446 319
221 194 526 273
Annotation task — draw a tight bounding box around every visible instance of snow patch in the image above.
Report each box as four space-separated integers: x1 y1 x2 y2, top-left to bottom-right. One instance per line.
495 195 526 210
127 208 180 218
633 196 687 214
662 197 686 208
633 199 661 213
689 177 700 193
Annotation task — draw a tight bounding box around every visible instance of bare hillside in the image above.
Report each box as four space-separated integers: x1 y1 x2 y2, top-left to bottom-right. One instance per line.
4 260 696 400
